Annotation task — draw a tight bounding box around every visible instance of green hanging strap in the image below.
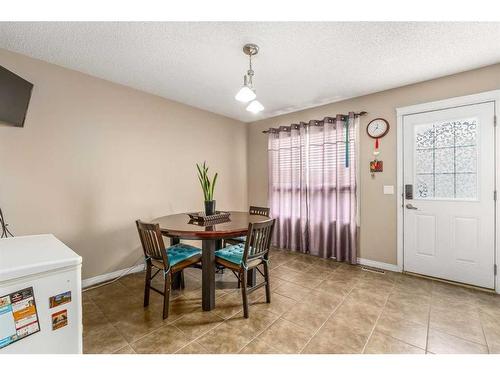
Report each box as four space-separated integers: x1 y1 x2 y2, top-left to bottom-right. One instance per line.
345 116 349 168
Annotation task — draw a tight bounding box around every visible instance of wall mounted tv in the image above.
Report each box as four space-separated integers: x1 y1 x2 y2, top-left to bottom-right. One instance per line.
0 65 33 127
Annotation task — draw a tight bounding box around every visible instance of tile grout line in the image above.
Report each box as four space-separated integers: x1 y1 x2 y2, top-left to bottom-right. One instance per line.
86 251 498 355
124 296 205 345
141 263 292 354
426 282 490 352
173 294 272 354
285 264 355 353
92 288 195 349
233 265 323 354
172 316 229 353
234 288 294 353
83 292 131 353
267 267 335 291
429 326 489 347
297 280 358 354
237 313 283 353
185 335 213 354
475 295 491 354
169 323 220 354
94 281 236 351
85 267 391 354
174 305 248 354
359 281 395 354
271 263 344 300
424 282 435 353
475 310 490 354
180 299 283 354
124 313 187 348
273 278 330 295
84 256 322 353
112 344 136 354
376 330 426 352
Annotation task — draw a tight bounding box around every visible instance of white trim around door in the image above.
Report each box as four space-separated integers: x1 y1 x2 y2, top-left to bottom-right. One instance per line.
396 89 500 293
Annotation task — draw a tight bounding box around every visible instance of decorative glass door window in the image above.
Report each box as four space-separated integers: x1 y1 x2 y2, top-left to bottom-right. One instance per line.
414 118 478 200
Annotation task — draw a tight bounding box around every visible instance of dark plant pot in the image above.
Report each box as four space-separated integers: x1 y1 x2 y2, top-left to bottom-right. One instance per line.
204 200 216 216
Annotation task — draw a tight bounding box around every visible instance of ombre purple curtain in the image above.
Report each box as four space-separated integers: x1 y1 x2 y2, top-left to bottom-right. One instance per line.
268 113 358 263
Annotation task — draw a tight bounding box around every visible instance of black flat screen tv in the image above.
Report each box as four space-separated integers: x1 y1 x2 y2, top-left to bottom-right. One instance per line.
0 65 33 127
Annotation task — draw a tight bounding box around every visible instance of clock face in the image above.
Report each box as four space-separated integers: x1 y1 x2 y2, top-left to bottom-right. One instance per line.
367 118 389 139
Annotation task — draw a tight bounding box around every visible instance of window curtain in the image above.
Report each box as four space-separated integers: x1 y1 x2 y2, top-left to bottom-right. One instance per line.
268 113 358 263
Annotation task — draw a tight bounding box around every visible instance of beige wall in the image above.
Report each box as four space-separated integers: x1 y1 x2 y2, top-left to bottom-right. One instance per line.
0 49 248 279
248 63 500 265
2 47 499 276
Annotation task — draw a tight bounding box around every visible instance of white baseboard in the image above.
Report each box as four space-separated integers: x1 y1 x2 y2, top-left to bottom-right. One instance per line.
82 263 145 289
357 258 402 273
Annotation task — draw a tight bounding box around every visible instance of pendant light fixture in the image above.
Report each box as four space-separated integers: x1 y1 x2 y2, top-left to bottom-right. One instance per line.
235 43 264 114
246 99 264 114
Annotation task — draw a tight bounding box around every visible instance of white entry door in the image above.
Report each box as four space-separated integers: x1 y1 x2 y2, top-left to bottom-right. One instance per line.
403 101 496 289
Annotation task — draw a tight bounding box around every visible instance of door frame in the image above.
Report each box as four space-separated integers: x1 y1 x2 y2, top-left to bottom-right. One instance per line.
396 90 500 293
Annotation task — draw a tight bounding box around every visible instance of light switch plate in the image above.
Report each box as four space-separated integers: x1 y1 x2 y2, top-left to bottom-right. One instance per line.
383 185 394 195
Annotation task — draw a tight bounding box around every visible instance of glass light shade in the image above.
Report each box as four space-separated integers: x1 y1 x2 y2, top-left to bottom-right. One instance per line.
246 100 264 114
235 86 256 102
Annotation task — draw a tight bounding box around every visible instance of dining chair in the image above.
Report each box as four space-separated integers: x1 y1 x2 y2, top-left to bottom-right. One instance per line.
224 206 270 246
215 218 276 318
135 220 202 319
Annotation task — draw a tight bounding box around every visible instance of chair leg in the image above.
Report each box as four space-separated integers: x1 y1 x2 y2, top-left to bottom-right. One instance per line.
144 262 151 307
263 262 271 304
241 269 249 318
237 270 241 289
180 270 186 289
163 271 171 319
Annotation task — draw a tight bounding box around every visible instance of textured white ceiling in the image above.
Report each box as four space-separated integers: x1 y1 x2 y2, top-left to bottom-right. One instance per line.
1 22 500 122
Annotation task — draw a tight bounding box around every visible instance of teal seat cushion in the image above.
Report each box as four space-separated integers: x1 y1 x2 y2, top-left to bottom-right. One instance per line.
166 243 201 267
215 243 245 265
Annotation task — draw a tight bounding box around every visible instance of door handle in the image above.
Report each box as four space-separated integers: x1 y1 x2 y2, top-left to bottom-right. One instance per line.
406 203 418 210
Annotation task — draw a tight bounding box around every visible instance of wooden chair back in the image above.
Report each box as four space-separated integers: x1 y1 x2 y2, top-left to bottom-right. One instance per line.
243 218 276 265
136 220 169 269
249 206 270 217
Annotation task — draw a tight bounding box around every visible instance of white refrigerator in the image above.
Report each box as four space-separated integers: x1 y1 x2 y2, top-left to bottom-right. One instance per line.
0 234 82 354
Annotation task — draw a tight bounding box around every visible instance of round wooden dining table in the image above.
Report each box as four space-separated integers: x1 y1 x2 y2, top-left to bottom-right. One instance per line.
152 211 268 311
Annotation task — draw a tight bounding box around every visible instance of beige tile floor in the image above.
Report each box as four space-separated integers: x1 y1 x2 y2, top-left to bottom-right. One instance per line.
83 248 500 354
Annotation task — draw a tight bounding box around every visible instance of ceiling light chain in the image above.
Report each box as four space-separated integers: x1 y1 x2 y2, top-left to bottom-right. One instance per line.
246 54 254 87
235 43 264 114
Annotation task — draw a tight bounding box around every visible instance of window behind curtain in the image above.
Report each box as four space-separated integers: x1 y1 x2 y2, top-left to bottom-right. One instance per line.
267 116 358 262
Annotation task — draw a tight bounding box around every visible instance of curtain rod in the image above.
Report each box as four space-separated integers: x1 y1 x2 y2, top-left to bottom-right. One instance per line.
261 111 367 134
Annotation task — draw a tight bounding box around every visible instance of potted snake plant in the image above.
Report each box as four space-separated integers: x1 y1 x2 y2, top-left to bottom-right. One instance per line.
196 161 218 216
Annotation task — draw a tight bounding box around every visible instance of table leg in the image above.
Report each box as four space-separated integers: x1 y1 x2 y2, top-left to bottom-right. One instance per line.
215 239 225 274
215 239 223 250
202 239 216 311
170 237 183 290
247 269 257 287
